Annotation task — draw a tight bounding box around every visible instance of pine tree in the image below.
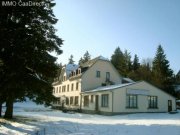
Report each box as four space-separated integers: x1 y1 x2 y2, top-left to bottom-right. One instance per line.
83 51 91 62
128 61 152 82
132 54 140 71
123 50 132 75
176 70 180 84
111 47 126 76
68 55 75 64
78 57 83 65
79 51 91 65
0 0 63 118
152 45 174 94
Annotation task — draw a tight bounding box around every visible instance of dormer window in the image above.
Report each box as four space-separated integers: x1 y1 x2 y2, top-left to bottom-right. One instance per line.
78 69 81 74
63 76 66 81
76 69 78 75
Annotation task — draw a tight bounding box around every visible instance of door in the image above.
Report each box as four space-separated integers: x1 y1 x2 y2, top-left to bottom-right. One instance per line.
95 95 99 111
168 100 172 112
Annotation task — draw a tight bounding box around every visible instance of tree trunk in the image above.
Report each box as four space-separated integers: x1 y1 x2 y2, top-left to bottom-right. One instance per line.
4 96 14 119
0 102 2 117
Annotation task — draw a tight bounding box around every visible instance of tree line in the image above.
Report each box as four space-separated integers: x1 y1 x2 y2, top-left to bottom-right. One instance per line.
69 45 180 98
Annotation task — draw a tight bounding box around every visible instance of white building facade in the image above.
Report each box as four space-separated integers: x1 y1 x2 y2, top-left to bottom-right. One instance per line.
52 56 176 114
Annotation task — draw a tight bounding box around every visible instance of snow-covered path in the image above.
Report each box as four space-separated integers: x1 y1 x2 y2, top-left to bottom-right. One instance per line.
0 102 180 135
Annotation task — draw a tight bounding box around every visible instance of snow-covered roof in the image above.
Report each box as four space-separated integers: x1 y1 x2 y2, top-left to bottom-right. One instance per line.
176 100 180 103
98 56 109 61
123 78 135 83
82 82 136 93
80 56 109 68
66 64 79 76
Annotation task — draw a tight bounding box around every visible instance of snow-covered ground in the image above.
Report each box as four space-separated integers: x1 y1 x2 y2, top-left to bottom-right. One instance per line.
0 101 180 135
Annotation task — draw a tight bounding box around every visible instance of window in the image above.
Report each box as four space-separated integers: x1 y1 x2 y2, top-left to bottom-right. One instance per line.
101 94 109 107
106 72 110 81
91 95 93 103
148 96 158 108
96 71 100 78
126 94 137 108
71 83 74 91
62 86 64 92
66 97 69 105
56 87 58 93
84 96 89 106
75 96 79 105
59 86 61 93
76 82 79 90
67 85 69 92
64 85 66 92
70 97 74 105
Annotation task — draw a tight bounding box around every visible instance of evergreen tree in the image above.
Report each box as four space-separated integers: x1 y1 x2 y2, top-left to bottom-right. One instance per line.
132 54 140 71
0 59 5 117
176 70 180 84
138 62 152 82
123 50 132 76
128 60 152 82
68 55 75 64
79 51 91 65
111 47 126 76
0 0 63 118
78 57 83 65
152 45 174 94
83 51 91 62
175 70 180 98
127 54 140 80
53 63 62 82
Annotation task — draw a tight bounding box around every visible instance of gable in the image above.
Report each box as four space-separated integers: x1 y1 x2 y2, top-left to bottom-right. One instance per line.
81 59 122 91
125 81 176 99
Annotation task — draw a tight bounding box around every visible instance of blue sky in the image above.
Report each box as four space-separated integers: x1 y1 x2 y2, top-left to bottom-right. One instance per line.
53 0 180 74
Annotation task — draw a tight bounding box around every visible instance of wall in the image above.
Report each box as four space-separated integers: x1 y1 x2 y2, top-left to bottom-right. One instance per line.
82 91 113 113
113 81 176 113
81 81 176 114
81 60 122 91
52 71 81 109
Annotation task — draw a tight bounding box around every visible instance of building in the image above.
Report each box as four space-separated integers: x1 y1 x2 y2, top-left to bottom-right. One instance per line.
52 56 121 109
52 56 176 114
81 81 176 115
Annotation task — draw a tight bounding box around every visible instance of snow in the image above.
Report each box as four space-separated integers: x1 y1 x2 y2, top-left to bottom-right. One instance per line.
83 83 135 93
123 78 135 83
66 64 79 76
0 101 180 135
98 56 109 61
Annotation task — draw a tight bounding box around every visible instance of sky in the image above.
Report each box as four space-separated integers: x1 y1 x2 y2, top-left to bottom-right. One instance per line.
53 0 180 74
